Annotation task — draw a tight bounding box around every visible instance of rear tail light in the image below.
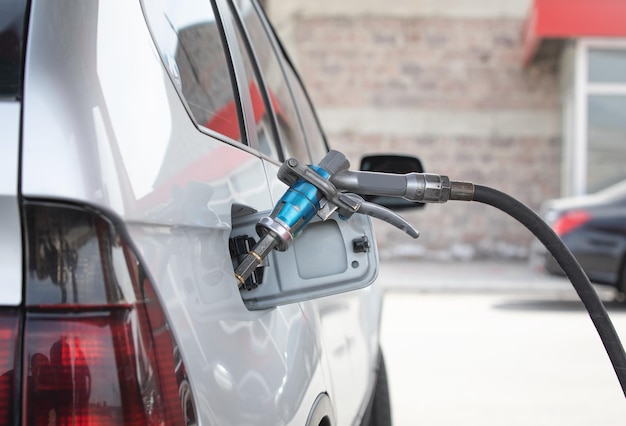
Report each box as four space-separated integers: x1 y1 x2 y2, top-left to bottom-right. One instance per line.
0 312 19 426
552 209 592 236
22 201 197 425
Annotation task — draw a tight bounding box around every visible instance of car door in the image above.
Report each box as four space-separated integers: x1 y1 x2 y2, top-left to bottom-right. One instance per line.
228 2 383 423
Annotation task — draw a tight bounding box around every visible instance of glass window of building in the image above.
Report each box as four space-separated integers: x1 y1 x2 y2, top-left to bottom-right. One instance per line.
586 46 626 192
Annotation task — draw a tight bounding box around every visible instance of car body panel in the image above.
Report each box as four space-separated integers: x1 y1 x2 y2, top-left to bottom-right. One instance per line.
126 223 328 424
18 0 383 424
304 286 383 425
0 102 22 306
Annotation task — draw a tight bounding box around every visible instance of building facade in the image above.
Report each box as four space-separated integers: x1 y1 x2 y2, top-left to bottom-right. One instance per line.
264 0 624 260
524 0 626 197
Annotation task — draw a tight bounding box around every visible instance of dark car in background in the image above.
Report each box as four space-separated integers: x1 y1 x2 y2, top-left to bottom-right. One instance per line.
538 181 626 296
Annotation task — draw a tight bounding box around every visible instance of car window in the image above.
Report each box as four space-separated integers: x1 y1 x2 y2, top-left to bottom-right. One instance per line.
142 0 243 143
283 62 329 163
228 3 282 160
232 0 310 163
0 0 28 98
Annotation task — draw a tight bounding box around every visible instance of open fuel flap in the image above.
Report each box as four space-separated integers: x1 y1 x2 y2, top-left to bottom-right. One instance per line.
230 210 379 310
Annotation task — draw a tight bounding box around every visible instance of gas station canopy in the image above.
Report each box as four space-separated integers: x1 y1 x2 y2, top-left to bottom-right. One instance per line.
523 0 626 64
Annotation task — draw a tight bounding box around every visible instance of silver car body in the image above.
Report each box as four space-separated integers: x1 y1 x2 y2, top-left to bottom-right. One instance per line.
14 0 383 424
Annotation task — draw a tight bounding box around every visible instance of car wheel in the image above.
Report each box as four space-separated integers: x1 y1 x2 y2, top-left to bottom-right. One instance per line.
361 348 392 426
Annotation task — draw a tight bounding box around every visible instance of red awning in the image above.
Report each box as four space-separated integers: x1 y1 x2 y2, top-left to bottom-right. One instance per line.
523 0 626 65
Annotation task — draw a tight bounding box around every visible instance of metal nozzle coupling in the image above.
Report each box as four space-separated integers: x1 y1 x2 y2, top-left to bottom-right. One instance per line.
449 181 475 201
234 234 278 288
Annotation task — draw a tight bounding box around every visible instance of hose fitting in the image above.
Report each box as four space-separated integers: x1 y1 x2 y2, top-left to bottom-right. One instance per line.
449 181 475 201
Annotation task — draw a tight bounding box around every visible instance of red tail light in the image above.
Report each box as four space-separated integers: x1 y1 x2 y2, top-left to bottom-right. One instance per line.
22 202 196 425
552 209 592 236
0 312 19 426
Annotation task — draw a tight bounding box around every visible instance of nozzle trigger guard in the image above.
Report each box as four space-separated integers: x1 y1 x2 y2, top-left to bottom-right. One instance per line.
341 194 420 239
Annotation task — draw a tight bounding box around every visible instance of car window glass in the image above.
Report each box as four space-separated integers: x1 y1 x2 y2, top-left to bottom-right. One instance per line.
0 0 28 97
229 6 281 160
283 63 328 163
142 0 243 143
233 0 309 163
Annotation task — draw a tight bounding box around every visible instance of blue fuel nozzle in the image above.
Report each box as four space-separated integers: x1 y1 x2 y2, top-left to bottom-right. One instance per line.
259 165 330 247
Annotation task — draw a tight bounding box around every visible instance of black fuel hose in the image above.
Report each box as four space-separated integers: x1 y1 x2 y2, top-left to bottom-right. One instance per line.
470 184 626 397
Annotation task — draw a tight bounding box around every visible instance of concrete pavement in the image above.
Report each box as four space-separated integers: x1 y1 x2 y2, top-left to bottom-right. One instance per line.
377 259 626 425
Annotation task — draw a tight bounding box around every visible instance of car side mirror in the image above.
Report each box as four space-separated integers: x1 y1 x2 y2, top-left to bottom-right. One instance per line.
359 154 426 210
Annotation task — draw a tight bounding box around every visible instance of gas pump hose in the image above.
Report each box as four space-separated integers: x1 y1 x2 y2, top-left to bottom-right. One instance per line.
463 183 626 397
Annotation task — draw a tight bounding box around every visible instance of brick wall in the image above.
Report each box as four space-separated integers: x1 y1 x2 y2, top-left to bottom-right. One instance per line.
295 18 557 110
266 2 562 260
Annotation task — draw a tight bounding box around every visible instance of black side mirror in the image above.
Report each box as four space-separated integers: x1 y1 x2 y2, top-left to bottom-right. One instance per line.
359 154 426 210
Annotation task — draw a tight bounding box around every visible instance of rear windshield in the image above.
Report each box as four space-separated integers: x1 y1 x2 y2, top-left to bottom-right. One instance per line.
0 0 28 98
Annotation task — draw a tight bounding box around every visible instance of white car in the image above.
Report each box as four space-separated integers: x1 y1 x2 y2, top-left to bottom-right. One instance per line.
1 0 394 424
